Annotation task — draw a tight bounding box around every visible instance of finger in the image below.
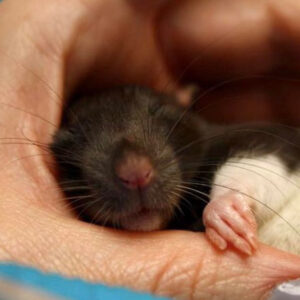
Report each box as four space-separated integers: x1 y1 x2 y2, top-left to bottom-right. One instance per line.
2 172 300 300
3 208 300 300
206 227 228 250
159 0 300 82
62 0 176 93
159 0 300 126
194 82 300 126
159 0 272 82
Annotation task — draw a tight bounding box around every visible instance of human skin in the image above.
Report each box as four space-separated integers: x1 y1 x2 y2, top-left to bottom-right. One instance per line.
0 0 300 299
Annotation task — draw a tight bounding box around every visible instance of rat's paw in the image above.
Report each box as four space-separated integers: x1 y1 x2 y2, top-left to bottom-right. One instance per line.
203 192 257 255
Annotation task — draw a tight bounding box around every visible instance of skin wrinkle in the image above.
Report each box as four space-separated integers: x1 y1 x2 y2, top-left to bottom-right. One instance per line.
96 249 119 285
189 258 204 300
202 256 224 300
80 232 156 287
20 217 95 279
0 216 18 261
103 233 180 293
152 241 208 299
94 236 134 284
77 229 149 283
49 224 94 277
63 238 102 281
0 190 66 265
203 253 258 300
256 253 300 286
0 218 34 264
151 248 181 295
0 152 57 210
123 258 150 290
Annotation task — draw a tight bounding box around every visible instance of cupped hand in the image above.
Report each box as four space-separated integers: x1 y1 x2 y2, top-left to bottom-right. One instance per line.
0 0 300 299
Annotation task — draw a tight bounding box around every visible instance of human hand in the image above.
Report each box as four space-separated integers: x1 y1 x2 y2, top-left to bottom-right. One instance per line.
0 0 300 300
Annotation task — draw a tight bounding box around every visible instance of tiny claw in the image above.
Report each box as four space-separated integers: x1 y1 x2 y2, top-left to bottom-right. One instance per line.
247 234 258 250
244 245 252 256
235 239 252 256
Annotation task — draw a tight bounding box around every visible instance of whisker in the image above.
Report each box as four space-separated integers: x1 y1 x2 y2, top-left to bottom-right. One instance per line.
90 201 109 226
60 186 92 192
173 185 209 205
177 158 300 191
58 194 97 211
0 102 58 129
58 178 89 185
159 127 300 174
0 47 63 107
169 190 186 216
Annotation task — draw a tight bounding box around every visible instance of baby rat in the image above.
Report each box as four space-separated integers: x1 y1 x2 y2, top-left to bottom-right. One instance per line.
51 85 300 255
51 86 207 232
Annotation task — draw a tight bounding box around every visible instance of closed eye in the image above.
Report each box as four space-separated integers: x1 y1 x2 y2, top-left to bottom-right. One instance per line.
148 103 162 116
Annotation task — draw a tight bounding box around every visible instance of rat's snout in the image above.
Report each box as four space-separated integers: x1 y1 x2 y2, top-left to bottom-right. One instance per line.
114 152 154 190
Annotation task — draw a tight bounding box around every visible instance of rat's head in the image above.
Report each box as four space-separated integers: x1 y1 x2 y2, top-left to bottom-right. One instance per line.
51 86 204 231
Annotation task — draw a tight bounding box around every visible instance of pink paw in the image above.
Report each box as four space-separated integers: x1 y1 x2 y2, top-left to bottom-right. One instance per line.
203 192 257 255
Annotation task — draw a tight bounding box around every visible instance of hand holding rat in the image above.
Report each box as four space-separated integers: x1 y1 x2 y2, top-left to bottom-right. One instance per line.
0 0 300 299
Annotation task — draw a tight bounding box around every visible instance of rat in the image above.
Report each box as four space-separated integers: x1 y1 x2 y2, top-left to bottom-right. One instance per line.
50 85 300 256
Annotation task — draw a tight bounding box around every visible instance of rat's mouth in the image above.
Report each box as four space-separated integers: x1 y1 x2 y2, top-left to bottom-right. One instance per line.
119 208 166 232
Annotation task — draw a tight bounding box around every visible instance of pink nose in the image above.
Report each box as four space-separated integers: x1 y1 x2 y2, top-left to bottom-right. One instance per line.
115 155 154 189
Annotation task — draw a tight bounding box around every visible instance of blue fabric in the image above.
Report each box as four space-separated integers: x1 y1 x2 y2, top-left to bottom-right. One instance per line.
0 264 168 300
